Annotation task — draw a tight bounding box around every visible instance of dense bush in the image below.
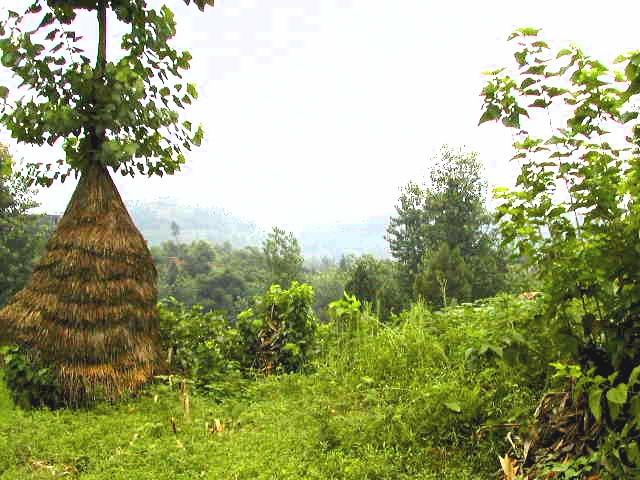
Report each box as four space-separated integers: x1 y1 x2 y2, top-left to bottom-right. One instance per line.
306 265 349 322
479 29 640 477
0 146 53 308
157 296 244 396
237 282 317 374
0 345 62 409
413 243 472 307
344 254 406 321
159 282 318 393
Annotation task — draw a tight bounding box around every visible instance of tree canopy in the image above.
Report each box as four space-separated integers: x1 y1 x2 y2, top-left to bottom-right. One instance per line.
263 226 304 289
386 146 507 304
0 143 50 308
0 0 209 187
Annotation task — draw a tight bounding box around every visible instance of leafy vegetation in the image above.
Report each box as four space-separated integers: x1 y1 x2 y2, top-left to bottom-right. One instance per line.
343 254 406 320
157 297 243 397
1 294 551 479
263 227 304 289
387 146 509 305
0 345 62 409
0 145 51 308
0 0 217 403
479 28 640 478
0 0 208 186
0 4 638 477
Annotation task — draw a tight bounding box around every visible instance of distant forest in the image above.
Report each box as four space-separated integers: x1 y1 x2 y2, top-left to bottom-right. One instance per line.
43 198 391 260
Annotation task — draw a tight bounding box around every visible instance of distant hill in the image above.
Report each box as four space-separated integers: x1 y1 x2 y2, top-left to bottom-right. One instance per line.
44 198 391 259
127 199 266 248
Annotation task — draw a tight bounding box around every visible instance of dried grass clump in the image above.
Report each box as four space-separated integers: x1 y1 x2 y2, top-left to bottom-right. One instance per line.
0 161 162 404
498 383 604 479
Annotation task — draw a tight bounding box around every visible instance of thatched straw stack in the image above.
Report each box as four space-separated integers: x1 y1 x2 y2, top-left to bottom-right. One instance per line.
0 161 162 404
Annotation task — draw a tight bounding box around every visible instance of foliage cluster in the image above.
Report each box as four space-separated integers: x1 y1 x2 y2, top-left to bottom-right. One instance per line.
545 363 640 478
262 226 304 288
0 294 551 479
343 254 406 321
236 282 317 374
0 145 51 308
152 239 259 316
151 226 309 317
479 27 640 477
158 281 317 394
386 146 510 307
0 345 61 409
316 295 552 457
157 297 243 397
0 0 207 187
150 233 377 324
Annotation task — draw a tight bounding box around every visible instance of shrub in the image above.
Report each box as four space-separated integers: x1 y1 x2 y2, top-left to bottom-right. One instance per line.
344 255 406 321
237 282 317 374
157 296 243 396
0 345 62 409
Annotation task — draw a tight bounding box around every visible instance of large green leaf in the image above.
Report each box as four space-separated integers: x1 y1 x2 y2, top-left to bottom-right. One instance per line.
588 387 602 422
444 401 462 413
478 105 501 125
607 383 628 405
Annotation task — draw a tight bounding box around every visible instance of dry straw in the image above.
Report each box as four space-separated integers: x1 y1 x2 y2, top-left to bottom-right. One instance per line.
0 161 162 404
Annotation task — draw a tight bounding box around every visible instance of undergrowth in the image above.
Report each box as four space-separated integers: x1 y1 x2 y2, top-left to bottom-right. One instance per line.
0 294 548 479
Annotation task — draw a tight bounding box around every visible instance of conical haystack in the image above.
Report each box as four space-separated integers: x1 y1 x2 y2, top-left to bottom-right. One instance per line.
0 161 162 404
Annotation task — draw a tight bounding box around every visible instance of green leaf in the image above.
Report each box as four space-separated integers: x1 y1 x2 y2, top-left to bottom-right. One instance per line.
514 51 527 67
193 125 204 146
478 105 501 125
481 67 505 76
1 51 17 68
532 41 549 49
523 65 545 75
529 99 550 108
444 401 462 413
187 83 198 99
38 12 55 29
614 54 629 64
588 387 603 422
508 27 540 41
629 366 640 387
50 42 65 54
557 48 572 59
607 383 628 405
45 29 59 41
502 111 521 128
621 111 639 123
544 87 568 97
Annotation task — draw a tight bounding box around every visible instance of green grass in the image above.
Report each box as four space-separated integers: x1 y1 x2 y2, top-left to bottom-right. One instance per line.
0 295 549 479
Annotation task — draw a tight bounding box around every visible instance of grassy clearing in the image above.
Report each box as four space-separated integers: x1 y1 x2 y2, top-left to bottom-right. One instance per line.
0 295 548 479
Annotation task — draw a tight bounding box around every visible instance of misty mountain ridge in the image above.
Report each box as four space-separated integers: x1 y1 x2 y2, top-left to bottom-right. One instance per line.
122 198 390 260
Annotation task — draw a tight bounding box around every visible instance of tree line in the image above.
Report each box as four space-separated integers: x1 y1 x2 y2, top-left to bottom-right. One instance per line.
1 141 530 324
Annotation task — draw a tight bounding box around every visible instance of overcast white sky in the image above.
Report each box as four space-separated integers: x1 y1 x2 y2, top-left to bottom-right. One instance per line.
1 0 639 230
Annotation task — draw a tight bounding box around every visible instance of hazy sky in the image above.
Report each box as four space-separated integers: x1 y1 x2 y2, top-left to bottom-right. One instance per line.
1 0 638 230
